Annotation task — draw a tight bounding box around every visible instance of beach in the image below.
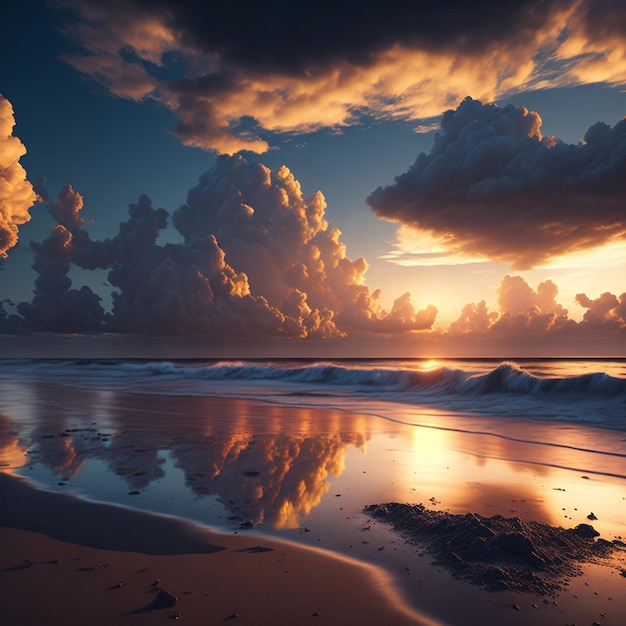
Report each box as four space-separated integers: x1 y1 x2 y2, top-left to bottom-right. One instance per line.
0 472 428 626
1 358 625 625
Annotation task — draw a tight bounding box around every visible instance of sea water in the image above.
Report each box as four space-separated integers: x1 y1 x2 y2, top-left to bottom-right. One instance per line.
2 357 625 427
1 358 625 542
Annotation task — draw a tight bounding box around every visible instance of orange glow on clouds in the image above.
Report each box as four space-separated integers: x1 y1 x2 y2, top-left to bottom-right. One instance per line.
0 95 37 256
58 0 626 154
382 225 491 267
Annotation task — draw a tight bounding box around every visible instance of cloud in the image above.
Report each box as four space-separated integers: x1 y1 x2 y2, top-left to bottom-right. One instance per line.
546 0 626 88
496 276 568 319
59 189 296 337
0 301 22 334
575 291 626 330
15 156 433 337
449 300 498 334
413 122 440 135
49 183 85 230
491 276 574 332
16 219 105 333
449 274 626 337
173 155 437 334
368 97 626 269
449 275 577 334
0 94 37 257
54 0 626 153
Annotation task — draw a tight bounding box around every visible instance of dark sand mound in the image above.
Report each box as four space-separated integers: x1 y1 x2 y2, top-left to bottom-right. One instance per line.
365 503 625 595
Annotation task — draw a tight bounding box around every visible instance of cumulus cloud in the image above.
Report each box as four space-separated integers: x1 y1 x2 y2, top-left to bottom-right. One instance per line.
0 301 22 334
491 276 574 332
449 275 577 334
173 155 436 334
16 219 105 333
368 97 626 269
49 183 85 231
16 156 433 337
0 94 37 257
497 276 568 319
448 300 498 334
449 274 626 337
55 188 296 337
575 291 626 330
54 0 626 153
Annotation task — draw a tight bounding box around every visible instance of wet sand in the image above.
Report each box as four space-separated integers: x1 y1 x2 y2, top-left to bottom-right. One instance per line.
0 473 432 626
1 382 625 625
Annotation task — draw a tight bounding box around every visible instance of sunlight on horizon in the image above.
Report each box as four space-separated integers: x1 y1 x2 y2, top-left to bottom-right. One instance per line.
376 226 626 327
417 359 443 371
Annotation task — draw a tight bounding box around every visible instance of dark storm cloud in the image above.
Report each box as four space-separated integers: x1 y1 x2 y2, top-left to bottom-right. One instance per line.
56 0 626 153
367 97 626 269
138 0 557 74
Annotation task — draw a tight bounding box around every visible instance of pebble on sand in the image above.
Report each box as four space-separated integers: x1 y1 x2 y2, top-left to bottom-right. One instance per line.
151 589 178 610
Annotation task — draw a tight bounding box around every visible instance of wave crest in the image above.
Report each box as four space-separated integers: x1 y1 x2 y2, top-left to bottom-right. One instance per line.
75 359 626 398
2 358 625 400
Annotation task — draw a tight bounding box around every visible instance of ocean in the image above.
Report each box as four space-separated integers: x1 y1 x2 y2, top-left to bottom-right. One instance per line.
2 357 626 427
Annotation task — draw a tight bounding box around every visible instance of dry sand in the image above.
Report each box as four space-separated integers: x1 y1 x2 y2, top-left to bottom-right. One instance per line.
0 472 434 626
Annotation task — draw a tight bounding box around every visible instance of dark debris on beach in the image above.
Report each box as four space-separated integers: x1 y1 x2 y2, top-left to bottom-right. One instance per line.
364 502 625 595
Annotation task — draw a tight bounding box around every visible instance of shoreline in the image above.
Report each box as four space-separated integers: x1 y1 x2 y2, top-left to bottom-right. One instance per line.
1 380 626 625
0 472 436 626
3 471 625 626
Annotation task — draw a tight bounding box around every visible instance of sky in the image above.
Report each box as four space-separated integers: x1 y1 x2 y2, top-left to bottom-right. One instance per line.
1 0 626 357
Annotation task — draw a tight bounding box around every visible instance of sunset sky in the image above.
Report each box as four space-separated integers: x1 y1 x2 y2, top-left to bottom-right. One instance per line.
1 0 626 357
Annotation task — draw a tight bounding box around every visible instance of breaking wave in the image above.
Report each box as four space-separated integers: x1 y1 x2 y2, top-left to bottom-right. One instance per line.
1 357 625 430
2 358 625 398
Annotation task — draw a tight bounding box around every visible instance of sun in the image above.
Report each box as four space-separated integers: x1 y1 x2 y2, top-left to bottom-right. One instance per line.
419 359 443 371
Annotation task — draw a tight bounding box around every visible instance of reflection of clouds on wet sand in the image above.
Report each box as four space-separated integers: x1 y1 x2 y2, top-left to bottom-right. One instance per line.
100 433 165 490
33 430 86 478
25 384 98 479
4 385 370 528
171 432 366 528
0 413 28 474
5 381 625 540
